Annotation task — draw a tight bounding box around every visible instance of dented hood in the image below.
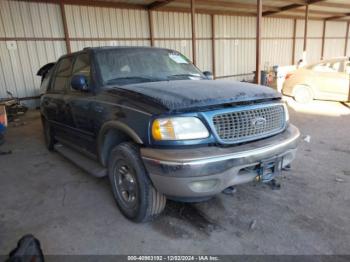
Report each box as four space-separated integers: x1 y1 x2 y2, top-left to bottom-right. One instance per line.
118 80 281 111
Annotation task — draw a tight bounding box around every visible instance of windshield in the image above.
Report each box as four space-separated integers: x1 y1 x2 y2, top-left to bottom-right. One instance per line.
95 48 204 85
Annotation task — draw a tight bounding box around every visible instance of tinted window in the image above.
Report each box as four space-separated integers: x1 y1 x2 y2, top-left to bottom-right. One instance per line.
71 53 91 90
95 48 204 86
52 57 73 92
40 69 53 95
73 53 90 78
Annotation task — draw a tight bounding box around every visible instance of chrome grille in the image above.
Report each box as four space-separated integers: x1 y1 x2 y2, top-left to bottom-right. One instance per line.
212 105 285 143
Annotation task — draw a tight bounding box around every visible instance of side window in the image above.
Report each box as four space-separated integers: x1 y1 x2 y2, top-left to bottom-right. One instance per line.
40 69 53 94
330 61 342 72
52 57 73 92
312 61 343 73
71 53 91 90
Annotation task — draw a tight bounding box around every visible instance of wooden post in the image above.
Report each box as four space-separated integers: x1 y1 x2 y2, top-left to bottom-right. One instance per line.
148 10 155 47
191 0 196 65
256 0 262 85
292 18 297 65
60 2 71 54
211 14 216 79
303 4 309 62
344 21 350 56
321 20 326 59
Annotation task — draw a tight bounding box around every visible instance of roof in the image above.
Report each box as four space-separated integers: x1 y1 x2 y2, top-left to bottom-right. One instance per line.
86 0 350 21
83 46 172 52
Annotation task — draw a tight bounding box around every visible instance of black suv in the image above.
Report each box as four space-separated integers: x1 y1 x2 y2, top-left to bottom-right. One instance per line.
40 47 300 222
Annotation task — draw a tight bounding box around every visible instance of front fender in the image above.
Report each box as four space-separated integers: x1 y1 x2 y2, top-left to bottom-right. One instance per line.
97 121 143 166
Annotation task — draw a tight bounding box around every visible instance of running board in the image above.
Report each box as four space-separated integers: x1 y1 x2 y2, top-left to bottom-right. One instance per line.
54 144 107 177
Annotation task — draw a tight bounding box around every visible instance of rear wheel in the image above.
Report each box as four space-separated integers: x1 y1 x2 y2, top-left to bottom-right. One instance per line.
108 142 166 222
42 117 55 151
293 85 313 104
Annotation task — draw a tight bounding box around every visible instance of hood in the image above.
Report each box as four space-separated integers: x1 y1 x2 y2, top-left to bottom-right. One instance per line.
117 80 280 112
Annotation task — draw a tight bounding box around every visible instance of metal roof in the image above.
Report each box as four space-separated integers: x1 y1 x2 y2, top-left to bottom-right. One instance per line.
88 0 350 20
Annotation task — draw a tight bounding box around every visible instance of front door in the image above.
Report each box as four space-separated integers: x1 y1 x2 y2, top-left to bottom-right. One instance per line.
63 52 96 155
45 56 74 139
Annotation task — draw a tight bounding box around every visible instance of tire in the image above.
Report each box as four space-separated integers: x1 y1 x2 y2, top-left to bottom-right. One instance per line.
108 142 166 222
41 117 55 151
293 85 313 104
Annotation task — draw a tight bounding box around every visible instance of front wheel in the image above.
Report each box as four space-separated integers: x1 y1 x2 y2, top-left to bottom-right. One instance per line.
108 142 166 222
293 85 313 104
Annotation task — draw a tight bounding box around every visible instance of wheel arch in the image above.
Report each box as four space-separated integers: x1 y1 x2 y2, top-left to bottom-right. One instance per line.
292 83 315 97
98 121 143 167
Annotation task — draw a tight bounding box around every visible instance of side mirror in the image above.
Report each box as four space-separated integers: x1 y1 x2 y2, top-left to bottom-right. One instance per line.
71 75 89 91
203 71 213 80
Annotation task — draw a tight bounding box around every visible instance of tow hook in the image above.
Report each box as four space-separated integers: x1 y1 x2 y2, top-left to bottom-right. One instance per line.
255 161 282 190
255 175 281 190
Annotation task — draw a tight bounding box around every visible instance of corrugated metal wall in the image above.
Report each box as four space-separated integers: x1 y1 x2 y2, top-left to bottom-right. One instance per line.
195 13 212 72
65 5 151 51
295 19 324 64
294 20 348 64
153 11 192 59
1 0 350 102
215 15 256 81
262 17 294 68
0 0 66 99
323 21 347 59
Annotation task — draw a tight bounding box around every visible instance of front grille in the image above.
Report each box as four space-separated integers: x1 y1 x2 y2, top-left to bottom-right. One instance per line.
212 104 285 143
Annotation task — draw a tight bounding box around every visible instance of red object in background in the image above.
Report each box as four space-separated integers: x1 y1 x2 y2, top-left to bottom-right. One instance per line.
0 105 7 127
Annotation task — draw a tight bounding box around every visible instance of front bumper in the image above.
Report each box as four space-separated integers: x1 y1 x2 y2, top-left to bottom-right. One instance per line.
141 124 300 199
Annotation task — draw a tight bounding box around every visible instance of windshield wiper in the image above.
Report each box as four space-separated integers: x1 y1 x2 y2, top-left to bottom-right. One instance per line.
106 76 164 84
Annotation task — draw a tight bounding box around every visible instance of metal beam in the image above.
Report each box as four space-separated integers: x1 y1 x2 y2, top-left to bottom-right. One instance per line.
175 0 279 11
303 4 309 61
326 13 350 21
148 0 176 10
14 0 329 20
315 2 350 9
292 18 297 64
263 3 303 16
191 0 197 65
65 0 144 9
256 0 262 85
148 10 155 46
321 20 326 59
60 2 71 54
345 22 350 56
211 14 216 78
263 0 325 17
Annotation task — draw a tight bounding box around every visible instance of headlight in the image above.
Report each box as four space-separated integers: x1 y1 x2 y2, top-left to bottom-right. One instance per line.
152 117 209 141
283 103 289 122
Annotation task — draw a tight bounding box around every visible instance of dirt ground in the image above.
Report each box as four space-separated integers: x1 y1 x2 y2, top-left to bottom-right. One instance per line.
0 98 349 255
